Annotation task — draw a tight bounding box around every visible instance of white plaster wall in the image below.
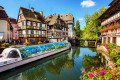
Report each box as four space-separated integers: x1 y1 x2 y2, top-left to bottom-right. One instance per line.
49 39 57 43
0 20 8 41
116 37 120 46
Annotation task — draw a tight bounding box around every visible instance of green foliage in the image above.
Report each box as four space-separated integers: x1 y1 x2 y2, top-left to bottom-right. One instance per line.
56 45 66 49
108 43 116 49
75 20 80 37
82 7 107 40
2 43 10 48
107 43 120 66
24 42 30 46
80 41 85 47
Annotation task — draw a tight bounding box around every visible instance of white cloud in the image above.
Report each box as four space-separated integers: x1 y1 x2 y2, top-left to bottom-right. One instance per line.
81 0 95 8
78 18 83 22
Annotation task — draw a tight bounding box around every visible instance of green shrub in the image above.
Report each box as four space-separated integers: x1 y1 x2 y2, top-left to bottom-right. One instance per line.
108 43 116 49
23 42 30 46
2 43 10 48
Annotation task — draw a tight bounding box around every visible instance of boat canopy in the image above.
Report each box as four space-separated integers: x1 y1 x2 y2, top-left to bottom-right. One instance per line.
18 42 71 59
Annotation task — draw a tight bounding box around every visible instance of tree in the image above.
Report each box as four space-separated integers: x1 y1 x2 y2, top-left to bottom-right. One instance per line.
82 7 107 40
75 20 80 37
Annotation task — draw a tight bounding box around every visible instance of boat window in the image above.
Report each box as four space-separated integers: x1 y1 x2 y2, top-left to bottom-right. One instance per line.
8 50 20 58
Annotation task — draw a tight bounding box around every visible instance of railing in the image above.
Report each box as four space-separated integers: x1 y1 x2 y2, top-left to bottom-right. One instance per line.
19 34 46 38
17 26 26 30
101 11 120 26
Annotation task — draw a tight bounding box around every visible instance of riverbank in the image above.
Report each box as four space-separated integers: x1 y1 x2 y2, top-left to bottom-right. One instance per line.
80 43 120 80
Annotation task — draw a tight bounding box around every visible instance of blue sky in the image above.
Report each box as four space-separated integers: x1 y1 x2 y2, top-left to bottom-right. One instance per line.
0 0 112 28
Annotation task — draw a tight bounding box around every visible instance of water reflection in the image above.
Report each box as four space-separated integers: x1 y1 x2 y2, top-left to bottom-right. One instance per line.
82 55 103 72
1 47 109 80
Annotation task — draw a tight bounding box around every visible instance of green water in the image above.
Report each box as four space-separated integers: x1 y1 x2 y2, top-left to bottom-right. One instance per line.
0 47 104 80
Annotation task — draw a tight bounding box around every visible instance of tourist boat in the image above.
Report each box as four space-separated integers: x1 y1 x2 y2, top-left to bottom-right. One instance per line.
0 42 71 72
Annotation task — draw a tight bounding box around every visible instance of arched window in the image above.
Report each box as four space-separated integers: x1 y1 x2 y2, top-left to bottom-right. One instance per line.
8 50 20 58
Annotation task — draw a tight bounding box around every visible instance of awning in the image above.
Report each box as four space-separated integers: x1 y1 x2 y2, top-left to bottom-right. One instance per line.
0 33 4 40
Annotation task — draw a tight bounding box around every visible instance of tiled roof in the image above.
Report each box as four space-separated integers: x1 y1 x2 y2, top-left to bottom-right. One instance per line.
20 7 45 22
0 10 8 19
60 13 74 24
8 17 17 24
49 14 59 25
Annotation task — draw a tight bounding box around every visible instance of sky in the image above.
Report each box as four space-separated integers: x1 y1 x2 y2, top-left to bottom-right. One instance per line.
0 0 113 29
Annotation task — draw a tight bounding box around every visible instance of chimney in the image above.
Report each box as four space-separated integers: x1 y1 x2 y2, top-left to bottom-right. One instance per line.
40 11 43 16
0 6 4 10
31 7 34 12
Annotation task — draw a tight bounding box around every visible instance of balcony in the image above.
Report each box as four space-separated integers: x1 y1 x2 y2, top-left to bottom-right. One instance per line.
19 34 46 38
17 26 26 30
101 11 120 26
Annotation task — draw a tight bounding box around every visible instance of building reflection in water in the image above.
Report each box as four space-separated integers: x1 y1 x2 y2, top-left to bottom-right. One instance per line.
3 48 76 80
97 50 109 68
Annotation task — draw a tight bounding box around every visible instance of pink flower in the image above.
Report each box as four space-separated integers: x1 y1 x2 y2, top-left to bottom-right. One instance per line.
109 64 113 66
94 73 97 76
82 71 87 75
117 54 118 55
82 71 86 73
89 73 93 78
100 71 104 76
113 50 116 51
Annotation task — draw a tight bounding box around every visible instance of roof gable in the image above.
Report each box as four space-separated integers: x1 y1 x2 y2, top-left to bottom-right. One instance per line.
20 7 45 22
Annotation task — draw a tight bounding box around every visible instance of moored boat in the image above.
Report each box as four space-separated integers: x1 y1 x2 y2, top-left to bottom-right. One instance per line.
0 42 71 72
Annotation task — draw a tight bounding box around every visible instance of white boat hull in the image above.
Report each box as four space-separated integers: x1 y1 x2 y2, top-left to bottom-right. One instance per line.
0 47 70 73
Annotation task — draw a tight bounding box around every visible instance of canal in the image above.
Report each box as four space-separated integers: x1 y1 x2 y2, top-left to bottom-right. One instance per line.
0 46 105 80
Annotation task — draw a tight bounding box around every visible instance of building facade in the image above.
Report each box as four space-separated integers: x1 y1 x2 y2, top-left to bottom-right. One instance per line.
99 0 120 46
0 6 12 42
60 13 75 38
8 17 19 41
17 7 47 44
46 14 68 42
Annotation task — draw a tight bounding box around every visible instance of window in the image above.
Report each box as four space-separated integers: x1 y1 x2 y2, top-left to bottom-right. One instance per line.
42 31 44 34
33 22 36 26
38 23 40 27
28 30 31 34
28 21 31 26
34 30 36 34
39 31 41 35
20 22 22 26
22 30 25 34
69 24 72 26
42 24 46 28
69 28 71 30
19 14 22 19
8 50 20 58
